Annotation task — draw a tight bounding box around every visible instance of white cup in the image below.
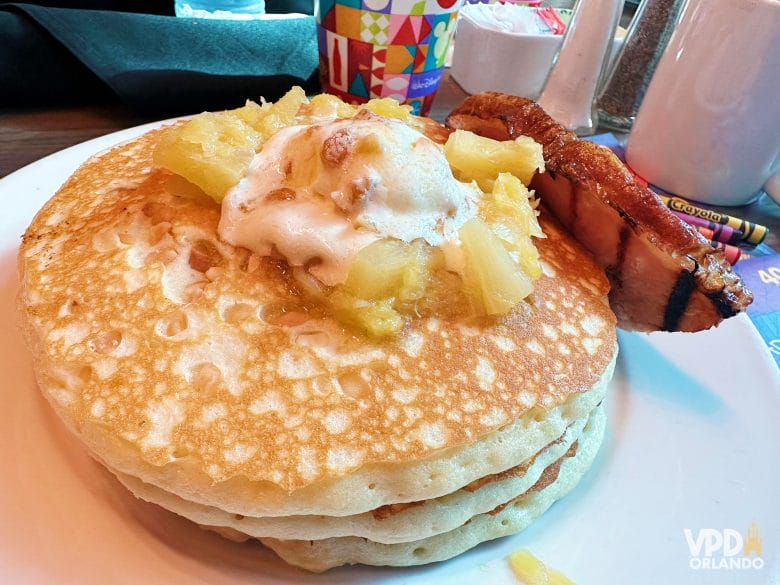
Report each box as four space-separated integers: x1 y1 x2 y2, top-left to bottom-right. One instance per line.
626 0 780 207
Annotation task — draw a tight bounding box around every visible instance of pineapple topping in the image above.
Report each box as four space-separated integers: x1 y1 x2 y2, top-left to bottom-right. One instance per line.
153 88 545 338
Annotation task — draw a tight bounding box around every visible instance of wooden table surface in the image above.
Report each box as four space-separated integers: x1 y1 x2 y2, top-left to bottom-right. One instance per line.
0 76 469 180
1 74 777 252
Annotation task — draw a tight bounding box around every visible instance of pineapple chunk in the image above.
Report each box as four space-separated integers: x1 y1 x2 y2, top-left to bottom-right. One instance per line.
364 98 414 122
507 550 576 585
443 129 544 191
342 238 431 303
255 86 308 141
513 237 543 282
153 112 261 202
329 291 404 338
332 238 433 337
153 88 309 203
307 93 357 119
343 239 412 301
483 173 542 237
481 173 543 279
164 174 210 203
397 240 430 303
231 99 271 131
459 218 533 316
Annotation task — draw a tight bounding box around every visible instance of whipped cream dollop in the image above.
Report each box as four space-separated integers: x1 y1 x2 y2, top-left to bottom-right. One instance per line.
218 114 478 286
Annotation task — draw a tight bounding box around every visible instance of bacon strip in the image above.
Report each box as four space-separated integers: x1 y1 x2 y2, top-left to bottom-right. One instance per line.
446 92 752 332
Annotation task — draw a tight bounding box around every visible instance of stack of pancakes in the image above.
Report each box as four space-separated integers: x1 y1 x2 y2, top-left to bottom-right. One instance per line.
17 126 617 572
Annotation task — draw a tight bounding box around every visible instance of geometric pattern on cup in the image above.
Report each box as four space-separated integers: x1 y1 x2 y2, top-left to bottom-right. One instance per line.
388 14 432 44
361 0 391 12
381 73 410 100
335 4 361 39
360 11 390 44
385 44 416 74
390 0 426 15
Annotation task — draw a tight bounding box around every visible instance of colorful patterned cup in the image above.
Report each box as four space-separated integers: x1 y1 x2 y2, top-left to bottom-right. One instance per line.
315 0 464 115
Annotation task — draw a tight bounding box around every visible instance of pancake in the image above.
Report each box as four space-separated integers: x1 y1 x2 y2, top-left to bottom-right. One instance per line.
107 401 597 543
17 106 618 569
259 405 606 572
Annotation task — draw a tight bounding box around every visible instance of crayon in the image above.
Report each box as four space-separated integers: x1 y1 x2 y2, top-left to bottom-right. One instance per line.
657 194 767 245
671 211 743 245
709 240 741 265
695 226 715 241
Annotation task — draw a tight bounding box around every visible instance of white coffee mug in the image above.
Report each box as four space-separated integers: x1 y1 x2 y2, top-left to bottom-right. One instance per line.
626 0 780 207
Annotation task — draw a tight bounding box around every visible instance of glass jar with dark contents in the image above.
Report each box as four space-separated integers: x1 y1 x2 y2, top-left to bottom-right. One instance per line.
595 0 686 131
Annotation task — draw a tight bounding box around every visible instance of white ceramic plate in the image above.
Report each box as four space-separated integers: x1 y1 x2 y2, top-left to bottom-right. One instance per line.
1 125 778 584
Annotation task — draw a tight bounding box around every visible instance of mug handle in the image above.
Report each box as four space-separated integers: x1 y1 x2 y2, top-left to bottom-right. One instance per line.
764 172 780 205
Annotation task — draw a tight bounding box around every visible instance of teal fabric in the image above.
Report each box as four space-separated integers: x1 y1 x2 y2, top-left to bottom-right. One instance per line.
0 3 319 114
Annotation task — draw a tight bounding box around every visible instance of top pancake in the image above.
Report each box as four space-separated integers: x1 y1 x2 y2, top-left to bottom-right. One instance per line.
18 123 616 513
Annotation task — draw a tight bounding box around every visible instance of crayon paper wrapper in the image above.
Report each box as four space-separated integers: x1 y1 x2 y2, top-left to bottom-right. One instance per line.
315 0 464 115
